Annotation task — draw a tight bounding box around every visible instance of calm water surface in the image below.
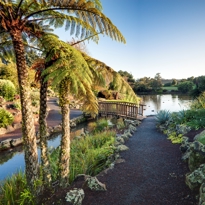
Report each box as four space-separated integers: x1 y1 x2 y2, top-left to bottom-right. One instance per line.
139 94 193 116
0 126 85 181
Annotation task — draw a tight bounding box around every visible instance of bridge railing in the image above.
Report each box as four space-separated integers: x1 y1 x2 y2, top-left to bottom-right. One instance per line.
98 101 146 119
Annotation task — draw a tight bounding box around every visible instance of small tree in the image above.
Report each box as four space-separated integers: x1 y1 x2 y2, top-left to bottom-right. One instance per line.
151 73 162 92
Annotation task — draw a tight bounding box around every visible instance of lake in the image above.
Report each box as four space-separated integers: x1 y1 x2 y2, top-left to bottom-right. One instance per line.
139 94 193 116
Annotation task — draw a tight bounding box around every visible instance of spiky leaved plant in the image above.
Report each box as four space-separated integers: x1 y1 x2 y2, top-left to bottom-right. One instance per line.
155 110 171 125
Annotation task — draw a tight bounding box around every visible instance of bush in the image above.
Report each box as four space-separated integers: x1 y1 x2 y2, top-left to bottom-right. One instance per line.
0 79 16 101
155 110 171 125
191 92 205 109
50 131 116 183
0 108 14 128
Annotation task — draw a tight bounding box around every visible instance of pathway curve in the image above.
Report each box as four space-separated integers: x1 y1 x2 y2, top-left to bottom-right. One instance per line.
0 97 82 141
82 117 197 205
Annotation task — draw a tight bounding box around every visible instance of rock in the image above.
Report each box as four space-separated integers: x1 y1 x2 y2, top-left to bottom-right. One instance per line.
10 138 23 147
53 125 62 132
117 144 129 151
125 130 132 137
85 176 107 191
65 188 85 205
180 137 190 153
128 124 137 133
194 130 205 144
176 124 191 135
186 164 205 191
188 141 205 172
0 139 12 151
199 183 205 205
116 137 125 144
120 134 129 141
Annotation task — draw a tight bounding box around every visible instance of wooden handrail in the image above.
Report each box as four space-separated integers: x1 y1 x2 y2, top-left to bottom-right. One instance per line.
98 101 146 119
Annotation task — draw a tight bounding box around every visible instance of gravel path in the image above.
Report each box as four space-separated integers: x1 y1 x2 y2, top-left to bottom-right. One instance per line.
82 117 197 205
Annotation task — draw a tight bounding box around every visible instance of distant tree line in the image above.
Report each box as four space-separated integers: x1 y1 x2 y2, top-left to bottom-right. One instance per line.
118 70 205 97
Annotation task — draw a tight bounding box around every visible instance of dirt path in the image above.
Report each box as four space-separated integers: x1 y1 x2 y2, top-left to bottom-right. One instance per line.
82 117 197 205
0 97 82 141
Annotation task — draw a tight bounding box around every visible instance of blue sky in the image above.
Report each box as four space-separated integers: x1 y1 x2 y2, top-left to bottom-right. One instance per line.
55 0 205 80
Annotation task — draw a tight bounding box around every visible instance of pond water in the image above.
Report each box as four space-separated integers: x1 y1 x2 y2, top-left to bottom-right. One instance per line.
139 94 193 116
0 125 86 181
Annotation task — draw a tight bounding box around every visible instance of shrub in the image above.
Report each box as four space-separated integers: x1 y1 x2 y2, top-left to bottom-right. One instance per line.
155 110 171 125
0 108 14 128
87 118 109 133
50 131 116 183
0 79 16 101
191 92 205 109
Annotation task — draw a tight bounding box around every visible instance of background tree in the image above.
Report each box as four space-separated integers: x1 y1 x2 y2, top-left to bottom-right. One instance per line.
133 77 152 93
191 76 205 97
118 70 135 85
171 78 178 86
151 73 162 91
178 81 194 94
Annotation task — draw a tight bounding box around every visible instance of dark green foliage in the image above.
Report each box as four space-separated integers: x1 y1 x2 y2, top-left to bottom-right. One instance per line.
0 108 14 128
177 81 194 94
0 80 16 101
164 82 172 87
191 92 205 109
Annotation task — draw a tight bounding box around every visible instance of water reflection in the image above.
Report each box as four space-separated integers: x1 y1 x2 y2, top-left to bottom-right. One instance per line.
0 123 86 181
139 94 193 116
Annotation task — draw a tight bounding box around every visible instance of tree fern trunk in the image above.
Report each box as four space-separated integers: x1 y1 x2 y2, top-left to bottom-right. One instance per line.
10 30 39 190
58 80 70 187
39 77 51 186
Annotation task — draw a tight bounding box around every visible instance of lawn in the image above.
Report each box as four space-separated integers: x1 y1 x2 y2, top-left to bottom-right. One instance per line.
163 86 178 91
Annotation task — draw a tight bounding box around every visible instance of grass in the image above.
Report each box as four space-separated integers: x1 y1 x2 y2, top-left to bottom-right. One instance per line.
163 86 178 91
50 130 116 183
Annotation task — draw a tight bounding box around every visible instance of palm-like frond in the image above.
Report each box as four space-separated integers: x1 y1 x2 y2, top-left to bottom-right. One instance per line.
81 52 140 103
16 0 125 44
40 33 98 114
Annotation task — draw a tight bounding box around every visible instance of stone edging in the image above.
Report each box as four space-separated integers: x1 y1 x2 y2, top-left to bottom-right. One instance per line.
0 115 86 152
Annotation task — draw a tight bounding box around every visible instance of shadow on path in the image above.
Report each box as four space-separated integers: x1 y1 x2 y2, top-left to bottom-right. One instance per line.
82 117 197 205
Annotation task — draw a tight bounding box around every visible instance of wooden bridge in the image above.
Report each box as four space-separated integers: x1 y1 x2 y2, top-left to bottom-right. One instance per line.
98 101 146 120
